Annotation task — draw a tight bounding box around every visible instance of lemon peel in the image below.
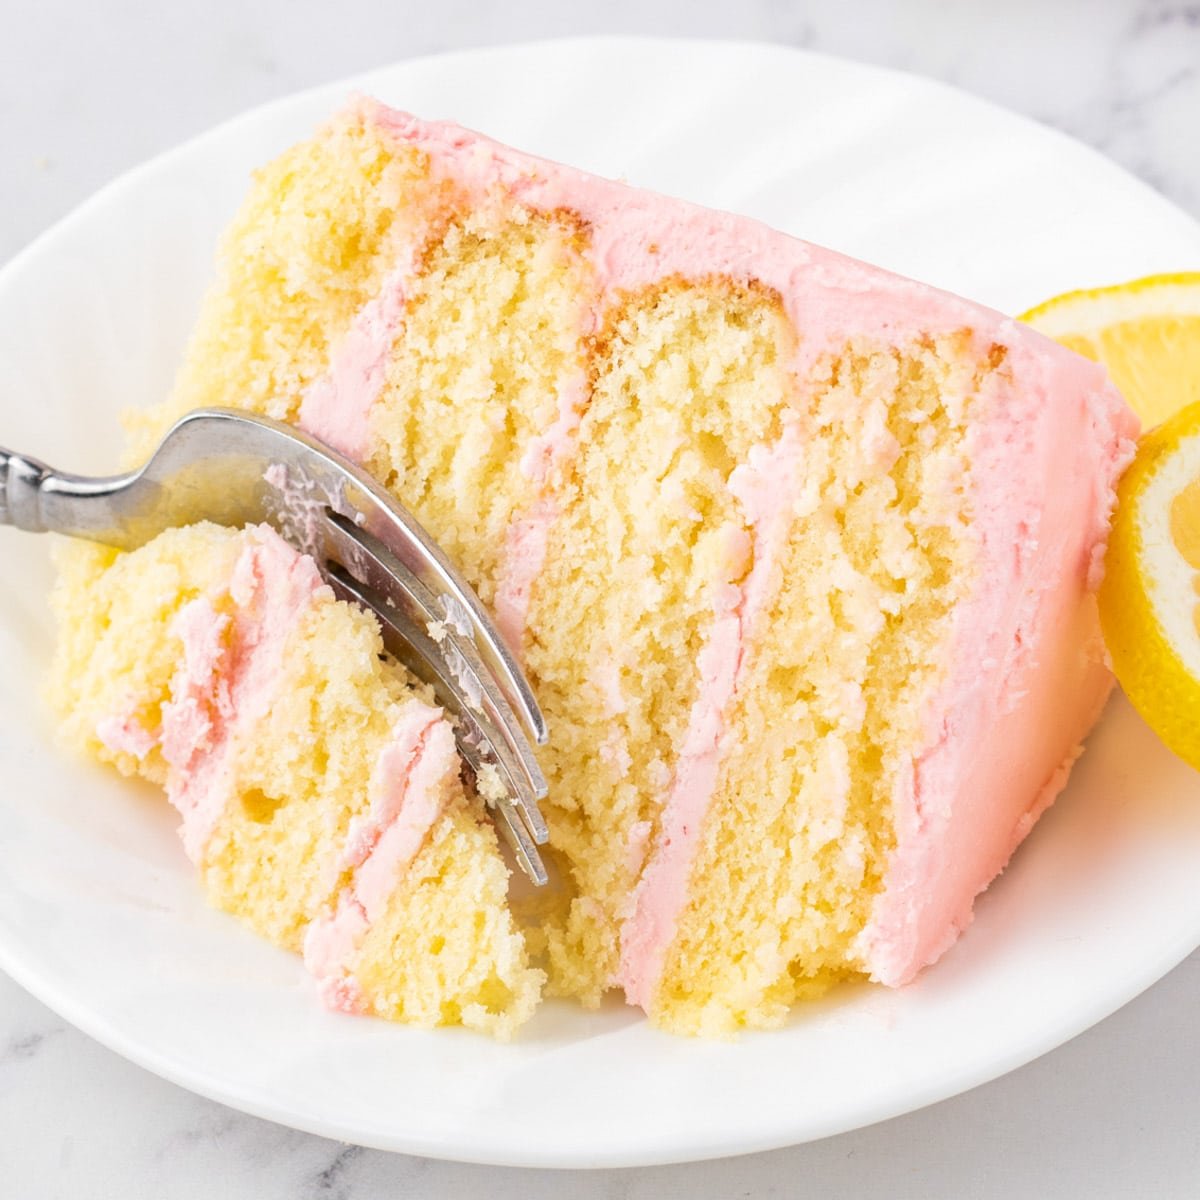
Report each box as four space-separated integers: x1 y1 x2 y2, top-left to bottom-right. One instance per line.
1099 400 1200 770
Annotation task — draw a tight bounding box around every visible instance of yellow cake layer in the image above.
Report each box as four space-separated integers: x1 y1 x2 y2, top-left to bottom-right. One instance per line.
367 211 593 610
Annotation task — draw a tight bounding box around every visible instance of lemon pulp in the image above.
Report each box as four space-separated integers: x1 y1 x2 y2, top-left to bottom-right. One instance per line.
1021 272 1200 428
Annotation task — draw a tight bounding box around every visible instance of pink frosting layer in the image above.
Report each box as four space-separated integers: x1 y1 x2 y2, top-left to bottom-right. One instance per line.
618 422 807 1008
856 344 1138 985
494 497 557 654
303 705 457 1014
493 371 593 651
159 526 324 862
299 259 414 462
299 101 1139 1001
96 712 157 759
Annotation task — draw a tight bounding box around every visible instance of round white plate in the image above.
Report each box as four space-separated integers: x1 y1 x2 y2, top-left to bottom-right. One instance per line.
1 37 1199 1169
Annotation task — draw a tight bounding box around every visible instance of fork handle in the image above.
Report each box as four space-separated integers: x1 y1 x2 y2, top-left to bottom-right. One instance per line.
0 446 55 533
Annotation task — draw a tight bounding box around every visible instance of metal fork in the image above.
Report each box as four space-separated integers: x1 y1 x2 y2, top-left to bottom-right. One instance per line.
0 408 550 884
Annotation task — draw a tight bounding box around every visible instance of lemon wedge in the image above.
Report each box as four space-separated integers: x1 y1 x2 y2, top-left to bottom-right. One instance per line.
1099 400 1200 770
1021 272 1200 428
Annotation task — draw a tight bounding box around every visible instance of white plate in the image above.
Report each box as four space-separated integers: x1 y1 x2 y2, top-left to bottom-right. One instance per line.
1 37 1199 1169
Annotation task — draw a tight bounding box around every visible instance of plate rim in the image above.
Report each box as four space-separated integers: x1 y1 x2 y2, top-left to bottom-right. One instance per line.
4 907 1200 1168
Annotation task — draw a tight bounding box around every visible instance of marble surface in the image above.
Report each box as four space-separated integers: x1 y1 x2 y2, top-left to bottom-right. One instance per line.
2 1 1198 1195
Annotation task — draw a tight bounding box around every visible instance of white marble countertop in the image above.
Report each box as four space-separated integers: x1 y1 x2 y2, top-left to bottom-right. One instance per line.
2 1 1198 1195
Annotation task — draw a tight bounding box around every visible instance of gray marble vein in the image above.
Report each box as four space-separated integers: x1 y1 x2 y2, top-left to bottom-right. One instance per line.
1 0 1198 1196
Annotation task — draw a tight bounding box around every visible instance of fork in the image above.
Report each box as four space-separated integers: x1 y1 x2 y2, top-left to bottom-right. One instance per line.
0 407 551 884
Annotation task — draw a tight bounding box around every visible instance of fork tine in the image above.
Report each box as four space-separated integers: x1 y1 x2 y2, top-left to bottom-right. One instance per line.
314 487 547 749
321 512 548 825
326 568 549 884
490 795 549 886
444 720 550 882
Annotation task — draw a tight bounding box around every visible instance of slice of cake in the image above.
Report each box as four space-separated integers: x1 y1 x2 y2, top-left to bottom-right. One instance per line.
53 99 1138 1037
50 523 543 1037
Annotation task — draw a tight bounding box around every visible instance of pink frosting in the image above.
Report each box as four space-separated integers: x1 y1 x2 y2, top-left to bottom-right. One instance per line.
96 712 157 759
517 372 589 485
493 497 557 654
494 371 592 652
157 526 325 861
618 423 807 1008
299 261 413 461
303 705 457 1013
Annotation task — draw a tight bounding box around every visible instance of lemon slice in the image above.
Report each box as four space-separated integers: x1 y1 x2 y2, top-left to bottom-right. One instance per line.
1021 272 1200 428
1099 400 1200 769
